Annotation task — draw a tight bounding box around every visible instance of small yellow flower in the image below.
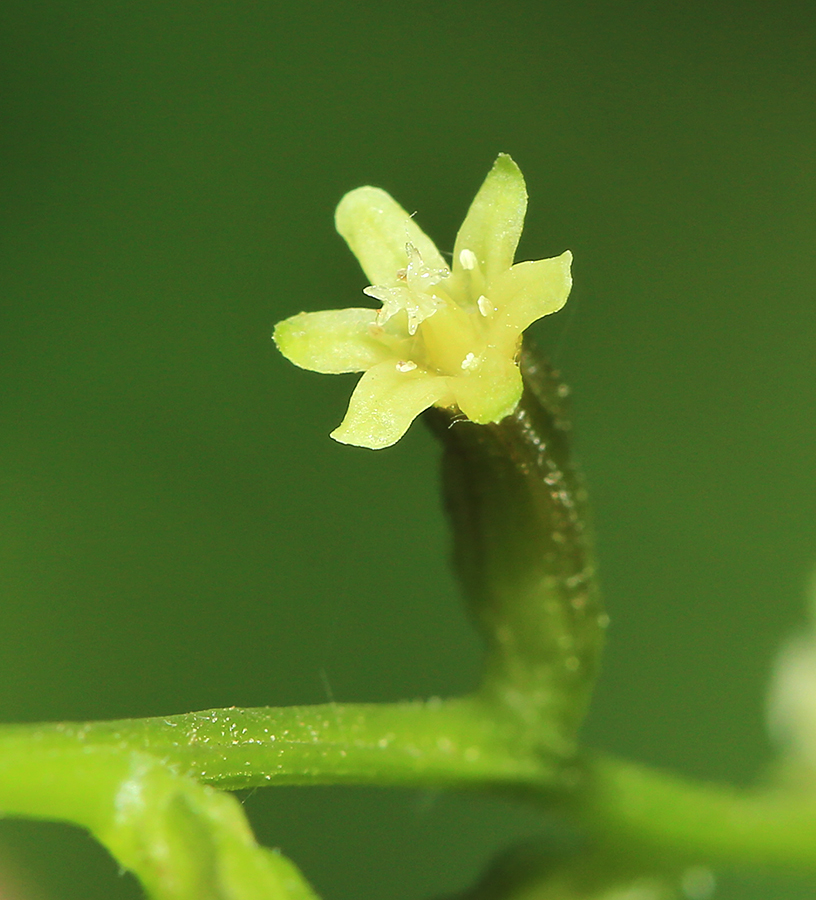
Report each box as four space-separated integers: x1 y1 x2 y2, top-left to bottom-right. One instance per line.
273 154 572 449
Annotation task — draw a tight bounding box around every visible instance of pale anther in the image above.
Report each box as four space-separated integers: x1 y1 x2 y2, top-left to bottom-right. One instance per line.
477 295 494 317
459 248 478 270
396 360 418 373
461 352 479 371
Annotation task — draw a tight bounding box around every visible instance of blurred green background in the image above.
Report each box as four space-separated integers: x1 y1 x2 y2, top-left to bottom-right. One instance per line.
1 1 815 898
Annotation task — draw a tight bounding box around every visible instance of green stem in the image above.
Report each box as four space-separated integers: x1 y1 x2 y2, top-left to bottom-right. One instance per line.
4 704 816 875
572 753 816 872
0 697 561 793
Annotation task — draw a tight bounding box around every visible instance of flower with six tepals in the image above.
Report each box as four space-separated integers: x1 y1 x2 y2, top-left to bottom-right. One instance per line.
274 154 572 449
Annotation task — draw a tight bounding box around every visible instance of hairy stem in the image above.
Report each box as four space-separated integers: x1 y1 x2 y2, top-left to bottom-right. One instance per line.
426 347 606 748
3 705 816 875
0 697 563 793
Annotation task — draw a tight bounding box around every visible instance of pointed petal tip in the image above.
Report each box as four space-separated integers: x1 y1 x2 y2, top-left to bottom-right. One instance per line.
488 154 526 200
493 152 523 179
329 399 409 449
560 249 574 285
453 154 528 283
329 362 453 450
272 313 302 358
330 424 399 451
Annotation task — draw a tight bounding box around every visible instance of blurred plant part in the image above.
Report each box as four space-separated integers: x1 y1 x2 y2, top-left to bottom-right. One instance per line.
447 841 705 900
0 737 317 900
767 572 816 787
274 154 572 448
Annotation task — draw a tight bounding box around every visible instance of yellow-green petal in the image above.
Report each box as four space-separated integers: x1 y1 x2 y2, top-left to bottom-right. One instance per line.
335 187 447 286
273 309 389 374
491 251 573 353
452 154 527 286
450 353 523 425
330 361 454 449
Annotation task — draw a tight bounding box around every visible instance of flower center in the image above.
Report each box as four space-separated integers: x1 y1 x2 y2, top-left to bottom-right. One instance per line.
363 244 501 378
364 243 451 335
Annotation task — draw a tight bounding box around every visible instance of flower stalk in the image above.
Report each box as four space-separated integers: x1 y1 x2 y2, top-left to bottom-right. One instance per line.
426 345 605 750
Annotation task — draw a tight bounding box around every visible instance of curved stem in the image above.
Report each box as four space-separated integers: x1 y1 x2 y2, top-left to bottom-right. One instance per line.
426 349 605 745
571 753 816 872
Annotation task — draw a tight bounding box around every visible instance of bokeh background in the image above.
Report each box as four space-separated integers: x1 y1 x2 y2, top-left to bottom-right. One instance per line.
1 2 815 898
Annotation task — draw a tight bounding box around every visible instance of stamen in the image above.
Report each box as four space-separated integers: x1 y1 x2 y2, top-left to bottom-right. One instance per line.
396 360 418 373
459 248 478 271
477 295 494 317
461 352 479 371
